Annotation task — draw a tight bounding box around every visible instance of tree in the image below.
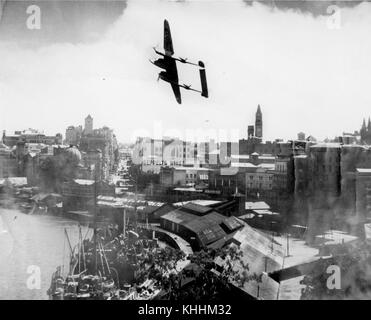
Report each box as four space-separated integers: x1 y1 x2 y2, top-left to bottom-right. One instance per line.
301 241 371 300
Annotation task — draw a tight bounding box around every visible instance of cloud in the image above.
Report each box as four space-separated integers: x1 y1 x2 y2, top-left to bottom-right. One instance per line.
243 0 365 16
1 0 371 143
0 0 127 46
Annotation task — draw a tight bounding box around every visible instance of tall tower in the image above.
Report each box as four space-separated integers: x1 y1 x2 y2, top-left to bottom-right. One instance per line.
247 125 254 139
255 104 263 139
84 115 93 135
361 118 367 143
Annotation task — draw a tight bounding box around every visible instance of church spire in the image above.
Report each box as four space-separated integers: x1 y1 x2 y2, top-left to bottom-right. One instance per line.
368 117 371 131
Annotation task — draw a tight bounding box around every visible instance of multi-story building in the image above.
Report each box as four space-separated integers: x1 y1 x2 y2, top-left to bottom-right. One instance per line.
245 166 275 192
297 132 306 141
309 143 341 198
81 149 103 180
355 168 371 228
272 156 295 193
84 115 93 135
67 116 118 180
0 142 17 178
209 166 244 195
133 137 219 173
160 166 211 187
2 129 62 147
360 118 371 144
65 125 83 146
294 154 310 196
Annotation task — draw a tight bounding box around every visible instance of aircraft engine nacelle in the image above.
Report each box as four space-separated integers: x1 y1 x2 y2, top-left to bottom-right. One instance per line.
152 58 167 70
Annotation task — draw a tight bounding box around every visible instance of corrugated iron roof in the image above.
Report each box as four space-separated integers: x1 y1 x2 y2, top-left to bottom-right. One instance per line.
231 226 285 274
222 216 243 231
161 210 228 246
173 199 223 207
181 202 213 215
245 201 270 211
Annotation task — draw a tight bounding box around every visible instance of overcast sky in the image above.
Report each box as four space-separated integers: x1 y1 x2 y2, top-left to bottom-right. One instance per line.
1 0 371 143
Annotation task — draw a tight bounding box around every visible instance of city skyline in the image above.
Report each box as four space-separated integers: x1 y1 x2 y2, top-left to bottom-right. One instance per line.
2 1 371 143
3 1 371 302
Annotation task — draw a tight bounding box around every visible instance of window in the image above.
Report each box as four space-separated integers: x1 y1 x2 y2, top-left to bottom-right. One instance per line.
250 175 254 180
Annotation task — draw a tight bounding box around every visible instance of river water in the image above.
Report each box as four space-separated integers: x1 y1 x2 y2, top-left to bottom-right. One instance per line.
0 209 90 300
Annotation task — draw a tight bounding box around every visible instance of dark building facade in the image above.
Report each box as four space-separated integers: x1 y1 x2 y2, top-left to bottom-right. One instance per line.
360 118 371 144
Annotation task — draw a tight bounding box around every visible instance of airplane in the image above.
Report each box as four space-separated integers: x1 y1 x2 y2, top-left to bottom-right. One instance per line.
150 19 208 104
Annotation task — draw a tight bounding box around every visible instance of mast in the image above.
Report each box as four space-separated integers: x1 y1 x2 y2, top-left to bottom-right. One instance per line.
64 228 73 274
135 176 138 230
123 208 126 238
93 164 98 275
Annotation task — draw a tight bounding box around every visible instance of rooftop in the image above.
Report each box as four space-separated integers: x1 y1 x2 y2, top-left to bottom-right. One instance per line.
231 225 285 274
356 168 371 174
96 195 165 211
173 187 203 192
245 201 270 211
231 162 257 168
253 209 279 216
271 234 320 268
74 179 95 185
221 216 244 231
161 210 228 246
278 276 305 300
173 199 223 207
173 166 211 171
2 177 28 186
314 230 358 246
231 154 250 159
258 163 275 170
181 202 213 215
310 143 341 149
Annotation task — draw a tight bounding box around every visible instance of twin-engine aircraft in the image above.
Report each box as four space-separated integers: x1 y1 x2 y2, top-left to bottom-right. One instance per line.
150 19 208 104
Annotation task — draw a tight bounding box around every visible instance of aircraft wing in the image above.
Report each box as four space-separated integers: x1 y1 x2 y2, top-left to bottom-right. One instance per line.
164 19 174 56
170 83 182 104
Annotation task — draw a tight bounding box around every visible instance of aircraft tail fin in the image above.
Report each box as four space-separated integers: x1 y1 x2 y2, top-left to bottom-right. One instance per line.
164 19 174 56
199 62 208 98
